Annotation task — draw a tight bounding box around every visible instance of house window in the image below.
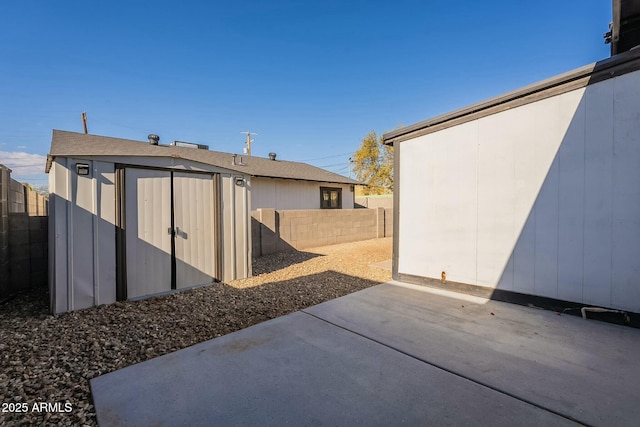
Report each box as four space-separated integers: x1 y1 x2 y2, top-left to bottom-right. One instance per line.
320 187 342 209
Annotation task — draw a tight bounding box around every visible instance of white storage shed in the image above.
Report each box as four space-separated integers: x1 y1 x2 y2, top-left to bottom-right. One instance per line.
47 131 253 314
384 49 640 314
46 131 361 314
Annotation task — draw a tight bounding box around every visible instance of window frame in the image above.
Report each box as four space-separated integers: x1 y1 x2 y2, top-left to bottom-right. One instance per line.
320 186 342 209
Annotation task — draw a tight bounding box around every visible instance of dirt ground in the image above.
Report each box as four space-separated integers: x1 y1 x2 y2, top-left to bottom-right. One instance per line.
0 237 391 426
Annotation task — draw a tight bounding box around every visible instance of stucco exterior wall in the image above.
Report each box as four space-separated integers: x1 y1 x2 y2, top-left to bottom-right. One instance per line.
251 177 354 210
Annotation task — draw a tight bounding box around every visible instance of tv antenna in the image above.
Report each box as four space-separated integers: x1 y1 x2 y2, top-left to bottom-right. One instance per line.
240 131 258 156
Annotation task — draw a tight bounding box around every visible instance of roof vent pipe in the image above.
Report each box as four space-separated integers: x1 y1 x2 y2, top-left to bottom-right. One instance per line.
148 134 160 145
232 154 246 166
268 152 277 161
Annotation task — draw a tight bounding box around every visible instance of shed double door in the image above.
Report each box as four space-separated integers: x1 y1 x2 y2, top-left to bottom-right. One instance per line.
124 168 217 299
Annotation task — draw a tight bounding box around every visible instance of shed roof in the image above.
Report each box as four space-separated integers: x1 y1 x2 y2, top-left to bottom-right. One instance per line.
47 130 361 185
383 48 640 145
610 0 640 55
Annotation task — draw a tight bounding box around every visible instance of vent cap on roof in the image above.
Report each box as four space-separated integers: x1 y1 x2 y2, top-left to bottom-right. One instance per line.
148 134 160 145
171 141 209 150
268 152 277 161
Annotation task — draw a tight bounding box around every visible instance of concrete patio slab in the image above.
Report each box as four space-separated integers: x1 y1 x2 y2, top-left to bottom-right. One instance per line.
91 281 640 426
305 281 640 427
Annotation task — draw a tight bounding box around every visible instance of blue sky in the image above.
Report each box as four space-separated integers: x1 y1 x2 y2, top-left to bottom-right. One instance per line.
1 1 611 185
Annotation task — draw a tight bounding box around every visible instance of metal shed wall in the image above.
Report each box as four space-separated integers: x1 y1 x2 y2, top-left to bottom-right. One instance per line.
49 158 116 313
394 68 640 313
49 156 250 314
222 173 251 281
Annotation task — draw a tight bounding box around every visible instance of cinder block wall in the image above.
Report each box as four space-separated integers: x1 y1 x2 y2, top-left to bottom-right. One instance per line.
27 188 48 216
0 166 9 288
2 214 48 296
9 179 26 213
28 216 48 288
384 208 393 237
252 208 392 256
0 164 49 297
355 194 393 209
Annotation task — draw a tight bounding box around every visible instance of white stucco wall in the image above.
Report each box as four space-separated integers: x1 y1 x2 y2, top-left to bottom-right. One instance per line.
397 69 640 312
251 177 354 210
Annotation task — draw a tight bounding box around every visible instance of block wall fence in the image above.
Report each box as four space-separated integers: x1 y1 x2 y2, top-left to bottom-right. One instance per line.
0 164 48 298
251 207 393 257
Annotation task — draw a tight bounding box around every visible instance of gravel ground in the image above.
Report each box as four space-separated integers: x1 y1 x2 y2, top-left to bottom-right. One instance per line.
0 237 391 426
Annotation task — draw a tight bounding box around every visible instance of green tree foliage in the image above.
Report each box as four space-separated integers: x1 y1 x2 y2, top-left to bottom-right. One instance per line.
351 131 393 195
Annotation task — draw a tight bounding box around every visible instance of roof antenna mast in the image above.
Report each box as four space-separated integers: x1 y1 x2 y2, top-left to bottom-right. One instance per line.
240 131 258 156
81 112 88 134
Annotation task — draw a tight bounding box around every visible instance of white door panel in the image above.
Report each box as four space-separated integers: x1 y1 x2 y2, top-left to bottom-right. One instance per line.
174 172 216 288
125 168 172 298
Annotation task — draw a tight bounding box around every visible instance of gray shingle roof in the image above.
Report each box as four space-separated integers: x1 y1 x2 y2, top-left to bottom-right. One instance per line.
47 130 361 185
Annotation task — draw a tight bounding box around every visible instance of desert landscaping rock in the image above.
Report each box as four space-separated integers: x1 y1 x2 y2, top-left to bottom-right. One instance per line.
0 238 391 426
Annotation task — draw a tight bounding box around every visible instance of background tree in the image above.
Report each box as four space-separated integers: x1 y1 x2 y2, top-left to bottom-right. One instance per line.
351 130 393 195
32 184 49 196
